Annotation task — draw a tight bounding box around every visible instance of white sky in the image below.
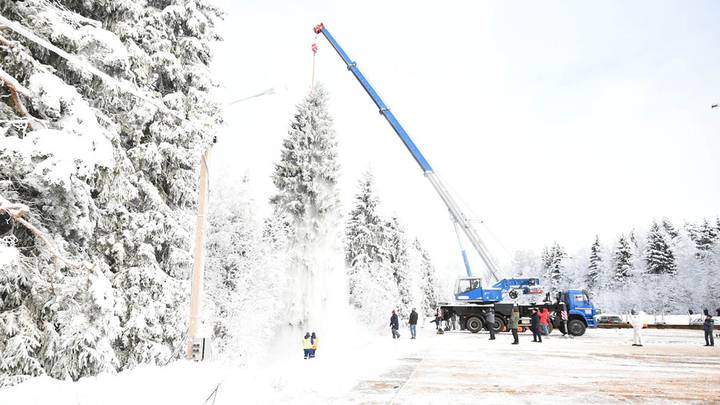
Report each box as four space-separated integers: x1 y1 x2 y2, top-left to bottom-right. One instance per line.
209 0 720 280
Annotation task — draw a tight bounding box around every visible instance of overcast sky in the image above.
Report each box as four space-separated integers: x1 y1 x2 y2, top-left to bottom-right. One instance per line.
209 0 720 280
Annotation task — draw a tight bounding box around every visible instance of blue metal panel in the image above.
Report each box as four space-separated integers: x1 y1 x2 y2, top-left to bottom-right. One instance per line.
491 278 541 290
318 26 434 173
460 250 472 278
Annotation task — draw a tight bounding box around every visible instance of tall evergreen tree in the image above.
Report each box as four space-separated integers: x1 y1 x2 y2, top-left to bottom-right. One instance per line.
387 216 413 317
345 172 392 302
662 218 679 240
587 236 603 290
344 172 398 325
645 222 677 275
542 242 566 291
613 235 633 283
688 219 718 261
415 238 439 317
271 84 342 327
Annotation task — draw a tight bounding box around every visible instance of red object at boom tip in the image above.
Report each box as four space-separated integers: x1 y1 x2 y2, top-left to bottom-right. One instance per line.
313 23 324 34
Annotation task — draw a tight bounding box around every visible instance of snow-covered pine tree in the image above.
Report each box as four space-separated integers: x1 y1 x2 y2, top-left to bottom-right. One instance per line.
645 222 677 275
0 0 222 382
344 172 398 326
662 218 679 240
271 84 342 327
613 235 633 284
628 228 647 275
686 219 720 311
689 219 718 260
387 216 414 318
204 176 259 356
414 238 439 317
586 236 603 290
542 242 566 292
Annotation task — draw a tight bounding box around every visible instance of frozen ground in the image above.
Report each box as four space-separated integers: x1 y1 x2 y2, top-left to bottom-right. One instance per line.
1 326 718 404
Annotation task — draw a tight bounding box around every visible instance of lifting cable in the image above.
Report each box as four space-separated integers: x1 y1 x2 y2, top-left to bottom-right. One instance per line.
311 34 319 87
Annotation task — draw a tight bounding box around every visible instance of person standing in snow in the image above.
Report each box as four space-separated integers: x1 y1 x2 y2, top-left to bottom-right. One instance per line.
303 332 312 359
539 307 550 336
509 306 520 345
531 308 542 343
310 332 319 358
485 308 496 340
558 302 570 338
390 310 401 339
450 313 458 331
629 309 644 347
434 309 443 332
704 314 715 347
409 308 418 339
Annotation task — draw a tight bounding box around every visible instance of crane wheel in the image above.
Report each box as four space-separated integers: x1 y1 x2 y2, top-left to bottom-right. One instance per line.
466 316 483 333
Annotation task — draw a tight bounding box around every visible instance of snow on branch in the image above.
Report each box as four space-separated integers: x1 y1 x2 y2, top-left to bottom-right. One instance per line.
0 194 95 272
0 14 183 121
0 66 32 118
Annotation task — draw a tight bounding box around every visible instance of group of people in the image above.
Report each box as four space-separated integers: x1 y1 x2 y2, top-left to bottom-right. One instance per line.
302 332 319 359
381 304 717 348
528 304 570 343
432 308 458 333
391 308 420 339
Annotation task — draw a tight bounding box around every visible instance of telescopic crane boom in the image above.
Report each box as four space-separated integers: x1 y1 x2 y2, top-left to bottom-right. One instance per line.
313 23 500 281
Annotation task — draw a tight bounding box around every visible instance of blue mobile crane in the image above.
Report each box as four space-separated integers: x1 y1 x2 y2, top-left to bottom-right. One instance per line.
314 23 597 336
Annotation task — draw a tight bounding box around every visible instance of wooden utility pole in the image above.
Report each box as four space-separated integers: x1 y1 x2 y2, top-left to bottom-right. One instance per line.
187 146 211 359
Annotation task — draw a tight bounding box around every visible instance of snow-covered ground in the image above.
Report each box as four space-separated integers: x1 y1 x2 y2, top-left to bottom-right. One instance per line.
1 325 718 404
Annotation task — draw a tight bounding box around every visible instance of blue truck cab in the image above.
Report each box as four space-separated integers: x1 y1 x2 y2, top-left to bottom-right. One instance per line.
559 289 598 333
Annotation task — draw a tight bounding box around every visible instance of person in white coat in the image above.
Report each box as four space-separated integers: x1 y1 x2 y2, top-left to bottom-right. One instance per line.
629 309 644 347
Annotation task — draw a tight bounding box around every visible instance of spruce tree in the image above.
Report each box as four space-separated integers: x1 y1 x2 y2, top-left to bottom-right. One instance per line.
0 0 221 382
613 235 633 283
689 219 718 261
662 218 679 240
587 236 603 290
542 242 566 291
387 216 413 318
645 222 677 275
415 238 439 317
345 172 399 325
345 172 390 302
205 176 260 355
271 84 342 327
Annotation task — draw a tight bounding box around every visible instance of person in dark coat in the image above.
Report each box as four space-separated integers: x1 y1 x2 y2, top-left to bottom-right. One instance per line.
409 308 418 339
485 308 496 340
390 310 400 339
530 308 542 343
704 314 715 347
434 309 443 332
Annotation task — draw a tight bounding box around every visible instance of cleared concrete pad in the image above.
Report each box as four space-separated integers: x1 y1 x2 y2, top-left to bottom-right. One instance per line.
340 328 720 404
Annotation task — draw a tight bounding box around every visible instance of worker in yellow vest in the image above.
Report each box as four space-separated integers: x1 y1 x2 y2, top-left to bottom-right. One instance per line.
310 332 318 358
303 332 312 359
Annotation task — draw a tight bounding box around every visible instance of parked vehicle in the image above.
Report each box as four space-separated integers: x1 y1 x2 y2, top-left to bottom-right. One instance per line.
596 315 623 324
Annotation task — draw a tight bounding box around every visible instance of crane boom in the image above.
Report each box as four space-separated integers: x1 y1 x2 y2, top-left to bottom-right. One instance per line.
314 23 500 281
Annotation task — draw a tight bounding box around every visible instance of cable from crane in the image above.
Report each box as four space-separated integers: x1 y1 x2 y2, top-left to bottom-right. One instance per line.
311 41 318 87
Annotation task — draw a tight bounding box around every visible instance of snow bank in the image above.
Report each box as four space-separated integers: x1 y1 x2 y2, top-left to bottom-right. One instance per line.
0 328 421 405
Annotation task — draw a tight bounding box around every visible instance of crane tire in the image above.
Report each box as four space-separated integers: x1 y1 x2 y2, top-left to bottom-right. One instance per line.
466 316 483 333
